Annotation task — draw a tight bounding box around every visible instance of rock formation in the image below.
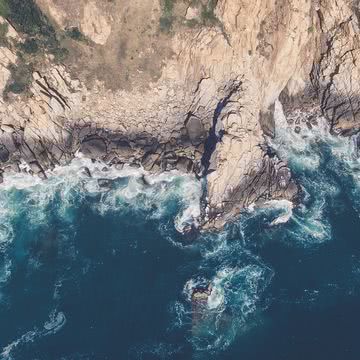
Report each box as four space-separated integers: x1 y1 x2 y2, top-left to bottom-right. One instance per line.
0 0 359 229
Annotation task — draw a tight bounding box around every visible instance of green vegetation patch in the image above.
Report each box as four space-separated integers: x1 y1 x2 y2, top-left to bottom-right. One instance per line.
4 58 34 98
200 0 218 25
0 0 9 18
0 0 71 98
160 0 176 32
19 38 39 54
307 25 315 33
65 26 87 42
184 0 219 29
0 21 8 46
1 0 68 59
160 0 220 32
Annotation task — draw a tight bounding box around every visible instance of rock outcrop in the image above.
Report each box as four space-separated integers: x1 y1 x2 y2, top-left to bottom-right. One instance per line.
0 0 360 229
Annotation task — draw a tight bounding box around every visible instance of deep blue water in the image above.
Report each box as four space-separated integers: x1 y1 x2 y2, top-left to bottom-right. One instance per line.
1 116 360 359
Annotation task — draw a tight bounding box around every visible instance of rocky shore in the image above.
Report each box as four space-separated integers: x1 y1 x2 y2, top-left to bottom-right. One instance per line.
0 0 360 230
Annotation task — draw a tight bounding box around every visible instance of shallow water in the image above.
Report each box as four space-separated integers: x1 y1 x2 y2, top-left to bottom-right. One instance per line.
1 105 360 359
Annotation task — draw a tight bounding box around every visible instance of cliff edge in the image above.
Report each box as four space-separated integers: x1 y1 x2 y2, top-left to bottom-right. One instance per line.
0 0 359 229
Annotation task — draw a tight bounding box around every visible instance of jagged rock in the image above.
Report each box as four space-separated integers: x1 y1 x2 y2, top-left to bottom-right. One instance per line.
1 0 360 228
114 163 124 170
3 162 20 174
129 163 140 169
0 145 9 163
80 136 107 158
0 133 17 154
29 161 47 180
80 166 92 178
141 153 160 171
97 178 113 188
37 171 48 180
176 157 193 173
110 139 133 153
185 117 206 145
1 124 15 133
259 104 276 138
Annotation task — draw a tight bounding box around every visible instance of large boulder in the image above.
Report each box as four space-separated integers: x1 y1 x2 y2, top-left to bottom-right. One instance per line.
0 145 10 163
80 136 107 158
186 117 206 145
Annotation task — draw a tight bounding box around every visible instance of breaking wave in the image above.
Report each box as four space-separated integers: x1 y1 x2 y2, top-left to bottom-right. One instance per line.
0 157 202 358
257 100 360 247
1 99 360 359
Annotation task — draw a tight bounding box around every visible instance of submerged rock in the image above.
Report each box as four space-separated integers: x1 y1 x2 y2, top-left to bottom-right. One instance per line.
97 178 113 189
191 284 213 325
80 166 92 178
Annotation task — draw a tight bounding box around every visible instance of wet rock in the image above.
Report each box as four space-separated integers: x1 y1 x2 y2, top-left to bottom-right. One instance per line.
114 163 124 170
151 162 161 173
0 145 10 163
37 171 48 180
192 284 212 302
80 166 92 178
277 166 291 188
138 174 150 186
110 139 134 156
48 145 65 163
78 125 92 140
3 162 21 174
29 161 47 180
97 178 113 188
129 163 140 168
80 136 107 158
141 152 160 171
0 134 17 153
176 157 193 173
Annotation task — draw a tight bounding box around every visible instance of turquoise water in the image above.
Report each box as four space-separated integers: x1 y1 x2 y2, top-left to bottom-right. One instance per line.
1 109 360 359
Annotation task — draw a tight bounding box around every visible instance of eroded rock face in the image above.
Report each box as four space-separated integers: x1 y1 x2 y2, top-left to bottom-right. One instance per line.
0 0 360 229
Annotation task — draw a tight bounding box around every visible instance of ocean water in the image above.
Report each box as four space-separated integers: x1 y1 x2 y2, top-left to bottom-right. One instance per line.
1 104 360 359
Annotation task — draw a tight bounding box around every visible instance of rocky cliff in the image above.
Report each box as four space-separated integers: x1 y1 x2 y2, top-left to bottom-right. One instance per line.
0 0 359 229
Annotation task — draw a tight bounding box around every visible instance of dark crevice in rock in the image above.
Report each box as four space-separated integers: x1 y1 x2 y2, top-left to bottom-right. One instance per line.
43 76 70 110
309 15 359 133
193 77 210 94
316 9 324 32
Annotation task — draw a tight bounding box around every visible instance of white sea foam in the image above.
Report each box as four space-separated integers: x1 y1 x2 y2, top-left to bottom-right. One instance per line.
273 100 360 174
44 310 66 334
0 157 202 233
263 99 360 246
0 158 203 331
251 199 294 226
184 259 274 352
1 310 66 360
266 200 293 226
0 259 11 284
1 329 38 360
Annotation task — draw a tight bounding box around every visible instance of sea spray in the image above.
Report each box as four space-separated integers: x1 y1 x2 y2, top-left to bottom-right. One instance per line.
1 110 360 358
